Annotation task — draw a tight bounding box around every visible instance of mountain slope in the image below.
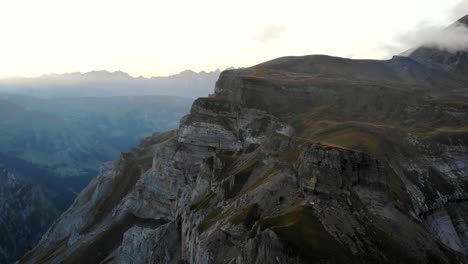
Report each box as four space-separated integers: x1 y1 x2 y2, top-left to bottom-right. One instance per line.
405 15 468 76
19 50 468 264
0 166 59 264
19 14 468 263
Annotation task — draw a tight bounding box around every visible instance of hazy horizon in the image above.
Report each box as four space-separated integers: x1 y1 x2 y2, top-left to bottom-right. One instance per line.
0 68 223 80
1 0 467 79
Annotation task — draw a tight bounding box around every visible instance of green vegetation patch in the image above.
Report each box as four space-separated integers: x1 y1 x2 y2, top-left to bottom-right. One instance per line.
224 156 260 199
235 166 281 199
296 121 420 159
229 203 259 229
280 147 304 164
189 191 215 212
259 207 356 263
82 151 153 233
417 127 468 145
219 154 238 171
303 124 384 158
198 206 236 234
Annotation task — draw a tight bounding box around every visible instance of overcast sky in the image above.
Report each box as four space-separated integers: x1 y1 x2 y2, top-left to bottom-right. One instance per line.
0 0 467 78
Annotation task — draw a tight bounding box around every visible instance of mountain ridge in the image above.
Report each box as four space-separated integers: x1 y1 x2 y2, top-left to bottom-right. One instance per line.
458 14 468 25
3 69 221 81
0 69 221 99
19 14 468 263
20 49 468 263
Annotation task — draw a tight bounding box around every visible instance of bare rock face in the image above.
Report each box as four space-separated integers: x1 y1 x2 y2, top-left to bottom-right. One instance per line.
0 167 59 264
20 44 468 263
102 222 181 264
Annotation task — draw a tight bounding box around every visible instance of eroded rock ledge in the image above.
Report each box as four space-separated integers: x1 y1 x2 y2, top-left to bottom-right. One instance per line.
21 54 468 264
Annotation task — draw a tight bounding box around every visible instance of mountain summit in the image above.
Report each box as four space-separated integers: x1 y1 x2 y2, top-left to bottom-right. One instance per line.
459 14 468 25
20 17 468 264
403 14 468 73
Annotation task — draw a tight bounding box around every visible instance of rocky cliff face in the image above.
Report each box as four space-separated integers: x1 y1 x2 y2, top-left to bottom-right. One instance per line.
0 167 59 264
20 48 468 263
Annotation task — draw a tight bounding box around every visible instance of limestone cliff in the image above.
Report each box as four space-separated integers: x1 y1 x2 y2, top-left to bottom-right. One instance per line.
20 51 468 263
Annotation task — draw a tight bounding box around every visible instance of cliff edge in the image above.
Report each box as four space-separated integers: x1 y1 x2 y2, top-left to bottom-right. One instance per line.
20 30 468 263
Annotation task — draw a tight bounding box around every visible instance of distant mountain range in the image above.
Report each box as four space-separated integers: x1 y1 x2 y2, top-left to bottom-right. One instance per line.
0 69 219 264
0 69 221 98
0 94 193 207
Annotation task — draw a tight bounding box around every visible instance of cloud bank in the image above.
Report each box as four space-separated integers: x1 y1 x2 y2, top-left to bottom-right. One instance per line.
451 0 468 21
381 1 468 57
396 22 468 53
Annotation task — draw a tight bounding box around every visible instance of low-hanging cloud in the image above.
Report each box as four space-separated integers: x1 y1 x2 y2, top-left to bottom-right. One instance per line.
451 0 468 21
381 1 468 57
395 22 468 53
256 24 287 42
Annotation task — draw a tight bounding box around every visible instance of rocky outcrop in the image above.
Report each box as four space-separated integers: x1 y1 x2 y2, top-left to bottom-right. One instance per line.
0 167 59 264
20 32 468 263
